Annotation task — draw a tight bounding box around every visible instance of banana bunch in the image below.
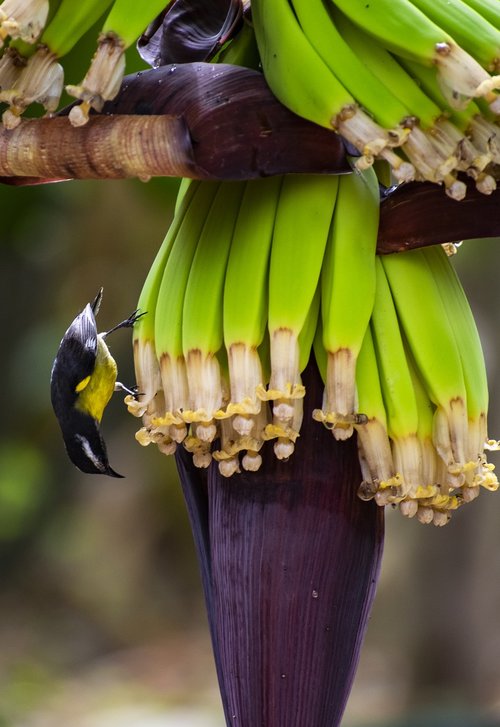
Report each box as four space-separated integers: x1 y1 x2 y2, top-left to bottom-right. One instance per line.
0 0 170 127
251 0 500 198
355 246 499 526
127 169 499 526
126 169 377 477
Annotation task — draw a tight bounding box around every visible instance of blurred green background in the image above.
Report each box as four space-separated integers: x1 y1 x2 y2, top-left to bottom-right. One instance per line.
0 21 499 727
2 176 500 727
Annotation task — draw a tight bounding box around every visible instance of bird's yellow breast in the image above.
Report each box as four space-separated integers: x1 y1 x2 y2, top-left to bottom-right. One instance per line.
75 336 117 422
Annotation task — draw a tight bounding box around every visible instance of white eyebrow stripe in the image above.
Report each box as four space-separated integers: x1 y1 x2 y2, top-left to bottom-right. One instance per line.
75 434 106 472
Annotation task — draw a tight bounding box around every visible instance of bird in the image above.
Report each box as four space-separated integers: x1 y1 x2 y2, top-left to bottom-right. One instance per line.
50 288 145 477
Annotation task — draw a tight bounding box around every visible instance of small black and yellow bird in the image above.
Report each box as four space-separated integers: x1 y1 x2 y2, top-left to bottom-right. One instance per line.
50 289 144 477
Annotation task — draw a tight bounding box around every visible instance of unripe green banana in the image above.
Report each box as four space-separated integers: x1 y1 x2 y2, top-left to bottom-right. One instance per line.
251 0 412 173
461 0 500 27
399 57 496 191
290 0 412 140
261 283 321 463
127 181 199 447
154 180 221 446
380 249 470 486
332 9 440 130
354 325 400 505
182 181 246 445
422 244 499 496
312 167 379 440
402 348 458 526
67 0 173 124
370 257 421 501
220 176 283 438
331 9 469 196
408 0 500 72
329 0 500 101
257 174 338 440
217 18 260 70
42 0 112 58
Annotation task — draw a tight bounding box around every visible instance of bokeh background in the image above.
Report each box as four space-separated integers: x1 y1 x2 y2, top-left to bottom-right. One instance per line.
0 26 499 727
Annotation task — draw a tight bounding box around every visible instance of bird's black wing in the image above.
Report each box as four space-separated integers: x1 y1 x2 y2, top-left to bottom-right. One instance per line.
50 303 98 415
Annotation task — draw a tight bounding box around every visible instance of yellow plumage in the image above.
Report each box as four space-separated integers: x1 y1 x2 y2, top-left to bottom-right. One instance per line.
75 336 117 422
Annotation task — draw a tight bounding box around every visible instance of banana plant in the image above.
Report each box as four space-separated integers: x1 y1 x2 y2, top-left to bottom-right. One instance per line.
1 0 500 725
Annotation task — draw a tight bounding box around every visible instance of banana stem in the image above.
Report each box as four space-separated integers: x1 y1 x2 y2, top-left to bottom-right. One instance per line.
0 62 352 184
0 114 198 180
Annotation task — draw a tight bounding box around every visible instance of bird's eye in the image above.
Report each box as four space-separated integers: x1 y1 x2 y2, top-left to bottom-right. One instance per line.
75 375 91 393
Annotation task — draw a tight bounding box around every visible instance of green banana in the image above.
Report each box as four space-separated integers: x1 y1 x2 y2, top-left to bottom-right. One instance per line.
0 0 113 126
370 257 421 502
290 0 411 139
422 244 499 496
256 287 321 463
402 345 458 526
154 180 221 447
329 0 500 101
217 17 260 70
331 9 468 196
408 0 500 72
0 0 48 44
181 181 246 445
127 180 200 455
219 176 283 434
332 9 440 130
461 0 500 27
354 325 400 505
312 167 379 440
257 174 338 432
380 249 470 486
42 0 112 58
251 0 413 173
67 0 174 124
268 284 321 461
